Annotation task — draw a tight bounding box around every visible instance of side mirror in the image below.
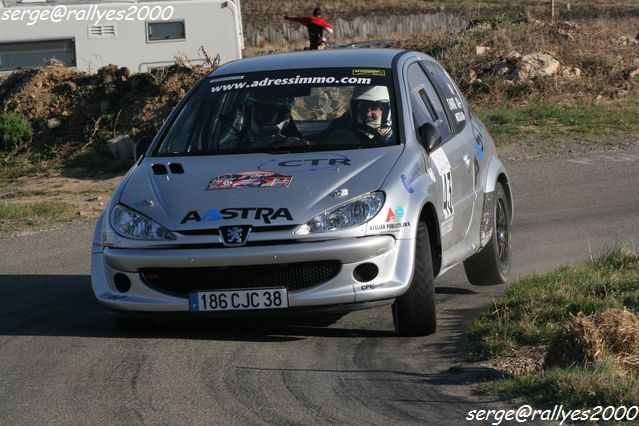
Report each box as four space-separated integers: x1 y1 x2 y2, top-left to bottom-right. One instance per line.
418 123 442 152
134 136 152 161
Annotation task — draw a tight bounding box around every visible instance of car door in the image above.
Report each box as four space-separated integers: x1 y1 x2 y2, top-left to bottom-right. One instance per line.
405 60 474 250
421 60 478 240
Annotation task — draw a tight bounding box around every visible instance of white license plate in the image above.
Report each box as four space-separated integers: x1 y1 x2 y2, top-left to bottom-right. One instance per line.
189 288 288 312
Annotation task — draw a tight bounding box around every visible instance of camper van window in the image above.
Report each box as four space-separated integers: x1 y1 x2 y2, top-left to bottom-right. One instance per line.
147 21 186 42
0 39 76 71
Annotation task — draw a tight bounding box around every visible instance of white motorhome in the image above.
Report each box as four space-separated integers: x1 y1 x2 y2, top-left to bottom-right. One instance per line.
0 0 243 73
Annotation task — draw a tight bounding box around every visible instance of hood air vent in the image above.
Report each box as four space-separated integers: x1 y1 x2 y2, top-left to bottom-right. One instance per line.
168 163 184 174
152 164 168 175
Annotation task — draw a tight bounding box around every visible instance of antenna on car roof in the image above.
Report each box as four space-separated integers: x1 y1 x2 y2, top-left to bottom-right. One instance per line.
331 40 391 49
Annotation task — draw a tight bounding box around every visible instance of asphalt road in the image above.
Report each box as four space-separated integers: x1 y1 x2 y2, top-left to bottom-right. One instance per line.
1 146 638 424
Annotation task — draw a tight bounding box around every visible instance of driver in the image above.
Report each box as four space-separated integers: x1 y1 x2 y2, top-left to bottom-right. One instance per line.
230 91 304 148
320 85 393 143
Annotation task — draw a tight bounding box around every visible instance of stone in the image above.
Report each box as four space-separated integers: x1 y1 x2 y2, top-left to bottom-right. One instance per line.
475 46 492 56
505 50 522 62
629 68 639 80
615 89 628 98
512 52 560 80
558 29 574 41
464 69 478 84
107 135 135 160
561 67 581 79
46 118 61 129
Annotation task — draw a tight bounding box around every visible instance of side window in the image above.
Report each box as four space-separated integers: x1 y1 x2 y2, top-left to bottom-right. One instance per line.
406 63 451 141
421 61 467 134
147 21 186 42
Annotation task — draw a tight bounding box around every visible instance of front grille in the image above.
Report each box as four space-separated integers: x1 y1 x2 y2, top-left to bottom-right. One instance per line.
178 225 297 236
140 261 341 296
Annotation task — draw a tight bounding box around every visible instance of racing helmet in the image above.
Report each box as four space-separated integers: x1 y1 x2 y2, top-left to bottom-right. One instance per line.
246 91 293 141
350 85 391 129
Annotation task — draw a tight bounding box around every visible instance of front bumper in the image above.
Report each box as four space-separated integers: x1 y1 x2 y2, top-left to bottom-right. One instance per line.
91 235 415 313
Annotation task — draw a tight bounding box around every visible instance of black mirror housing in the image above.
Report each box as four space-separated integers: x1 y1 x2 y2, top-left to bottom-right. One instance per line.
417 123 442 152
134 136 152 161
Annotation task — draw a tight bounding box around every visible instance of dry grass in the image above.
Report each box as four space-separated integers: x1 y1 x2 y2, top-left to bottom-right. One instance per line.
544 313 606 368
542 307 639 377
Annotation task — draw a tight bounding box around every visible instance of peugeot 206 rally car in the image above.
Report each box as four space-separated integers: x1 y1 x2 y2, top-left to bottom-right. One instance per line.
91 48 514 336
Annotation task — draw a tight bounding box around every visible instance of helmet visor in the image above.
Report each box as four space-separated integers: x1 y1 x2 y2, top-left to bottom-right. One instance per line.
252 103 290 127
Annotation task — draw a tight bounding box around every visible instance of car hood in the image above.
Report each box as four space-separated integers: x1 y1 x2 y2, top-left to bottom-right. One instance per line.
119 147 403 231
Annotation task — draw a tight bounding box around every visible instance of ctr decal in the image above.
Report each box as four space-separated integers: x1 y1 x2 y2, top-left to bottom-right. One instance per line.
258 153 351 172
181 207 293 224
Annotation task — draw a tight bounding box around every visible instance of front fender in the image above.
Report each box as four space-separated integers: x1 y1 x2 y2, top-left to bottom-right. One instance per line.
484 156 514 223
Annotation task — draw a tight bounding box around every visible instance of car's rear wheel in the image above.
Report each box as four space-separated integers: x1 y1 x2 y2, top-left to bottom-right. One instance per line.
392 221 437 336
463 182 511 285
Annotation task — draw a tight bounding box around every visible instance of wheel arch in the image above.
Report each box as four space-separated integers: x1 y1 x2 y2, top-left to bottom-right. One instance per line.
497 172 513 224
419 202 442 278
485 157 514 224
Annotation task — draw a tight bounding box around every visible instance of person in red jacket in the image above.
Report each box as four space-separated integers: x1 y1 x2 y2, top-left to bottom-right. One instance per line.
284 7 334 50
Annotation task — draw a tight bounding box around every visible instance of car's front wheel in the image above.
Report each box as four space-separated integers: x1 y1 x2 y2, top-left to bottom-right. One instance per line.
392 221 437 336
463 182 511 285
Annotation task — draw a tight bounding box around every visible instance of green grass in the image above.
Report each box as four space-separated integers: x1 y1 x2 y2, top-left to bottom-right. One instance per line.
0 189 52 199
0 189 103 199
0 200 76 234
466 248 639 360
465 248 639 408
0 154 57 180
481 362 639 407
475 103 639 144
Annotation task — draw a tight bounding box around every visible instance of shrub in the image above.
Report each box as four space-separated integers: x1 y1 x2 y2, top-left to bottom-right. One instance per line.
0 112 33 151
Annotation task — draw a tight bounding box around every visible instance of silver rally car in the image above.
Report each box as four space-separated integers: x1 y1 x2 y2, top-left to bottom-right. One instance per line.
91 48 513 336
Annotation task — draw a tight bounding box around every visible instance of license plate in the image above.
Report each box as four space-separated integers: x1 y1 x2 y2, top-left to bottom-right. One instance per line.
189 288 288 312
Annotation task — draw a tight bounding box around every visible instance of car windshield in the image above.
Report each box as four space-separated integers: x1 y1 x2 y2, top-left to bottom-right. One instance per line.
154 67 398 156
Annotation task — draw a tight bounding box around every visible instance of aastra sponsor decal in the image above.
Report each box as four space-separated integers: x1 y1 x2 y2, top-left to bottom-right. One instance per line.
181 207 293 224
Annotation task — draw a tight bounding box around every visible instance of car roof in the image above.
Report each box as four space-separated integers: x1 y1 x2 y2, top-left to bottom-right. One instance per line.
209 48 411 76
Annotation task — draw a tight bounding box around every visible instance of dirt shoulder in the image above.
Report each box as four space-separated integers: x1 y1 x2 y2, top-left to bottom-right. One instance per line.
0 171 120 238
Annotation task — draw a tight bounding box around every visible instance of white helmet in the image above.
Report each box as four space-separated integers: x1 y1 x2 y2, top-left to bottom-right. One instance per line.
350 85 391 129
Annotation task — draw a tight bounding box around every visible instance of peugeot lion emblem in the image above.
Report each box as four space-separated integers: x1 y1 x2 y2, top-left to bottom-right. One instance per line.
219 225 251 246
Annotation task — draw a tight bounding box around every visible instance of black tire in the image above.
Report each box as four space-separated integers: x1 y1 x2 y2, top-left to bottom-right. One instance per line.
392 221 437 336
463 182 511 285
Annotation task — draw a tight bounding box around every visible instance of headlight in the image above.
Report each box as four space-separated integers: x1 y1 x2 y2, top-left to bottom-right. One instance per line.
296 191 385 235
110 204 176 240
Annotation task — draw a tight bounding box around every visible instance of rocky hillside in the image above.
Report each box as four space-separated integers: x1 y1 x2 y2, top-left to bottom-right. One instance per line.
392 16 639 105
